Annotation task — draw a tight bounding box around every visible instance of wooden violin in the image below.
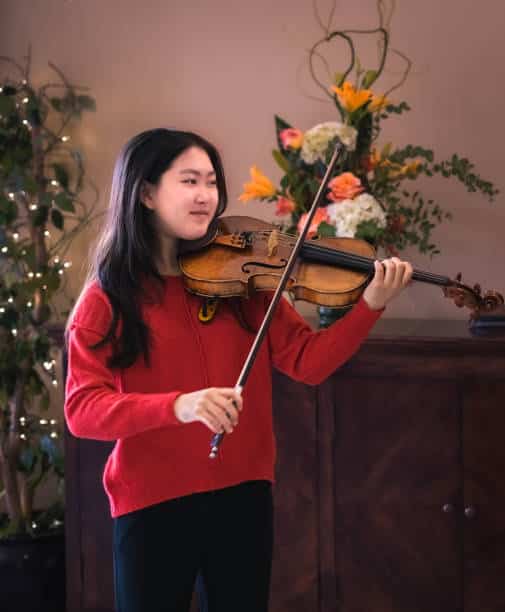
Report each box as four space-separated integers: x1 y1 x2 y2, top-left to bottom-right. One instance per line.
179 215 504 318
188 145 504 460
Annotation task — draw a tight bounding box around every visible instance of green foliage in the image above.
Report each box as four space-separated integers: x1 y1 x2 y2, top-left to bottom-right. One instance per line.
0 50 99 537
316 221 337 237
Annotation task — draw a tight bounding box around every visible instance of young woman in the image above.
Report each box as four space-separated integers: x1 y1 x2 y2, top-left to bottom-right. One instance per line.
64 128 413 612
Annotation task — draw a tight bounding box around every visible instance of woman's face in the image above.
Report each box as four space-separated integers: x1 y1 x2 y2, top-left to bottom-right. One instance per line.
143 146 219 240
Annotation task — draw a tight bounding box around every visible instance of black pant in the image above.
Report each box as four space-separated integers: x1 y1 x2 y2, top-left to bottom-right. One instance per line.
113 480 274 612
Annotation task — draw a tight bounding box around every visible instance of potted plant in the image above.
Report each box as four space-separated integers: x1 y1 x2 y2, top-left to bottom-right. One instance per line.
0 48 98 611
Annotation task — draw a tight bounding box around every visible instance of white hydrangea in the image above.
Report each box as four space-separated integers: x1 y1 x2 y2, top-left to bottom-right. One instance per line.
325 193 387 237
300 121 358 164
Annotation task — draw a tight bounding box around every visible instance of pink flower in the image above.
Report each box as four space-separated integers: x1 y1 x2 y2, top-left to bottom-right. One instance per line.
275 196 296 216
279 128 304 150
327 172 364 202
297 207 329 238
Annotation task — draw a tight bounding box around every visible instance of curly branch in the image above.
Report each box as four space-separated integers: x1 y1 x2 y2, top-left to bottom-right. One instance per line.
383 48 412 97
312 0 338 36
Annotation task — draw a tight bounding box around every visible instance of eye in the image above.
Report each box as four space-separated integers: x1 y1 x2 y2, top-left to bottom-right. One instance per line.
182 178 197 185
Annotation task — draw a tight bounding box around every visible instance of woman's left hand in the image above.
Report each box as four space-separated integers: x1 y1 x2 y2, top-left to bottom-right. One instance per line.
363 257 413 311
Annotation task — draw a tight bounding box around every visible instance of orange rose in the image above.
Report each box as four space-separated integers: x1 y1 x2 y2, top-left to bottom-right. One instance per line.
275 196 296 216
327 172 364 202
279 128 304 150
297 207 329 238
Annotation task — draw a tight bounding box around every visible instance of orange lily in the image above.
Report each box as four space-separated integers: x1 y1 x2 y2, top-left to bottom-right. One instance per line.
331 81 372 113
239 166 277 202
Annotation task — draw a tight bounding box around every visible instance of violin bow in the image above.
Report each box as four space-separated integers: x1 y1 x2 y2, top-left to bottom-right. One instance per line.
209 143 344 458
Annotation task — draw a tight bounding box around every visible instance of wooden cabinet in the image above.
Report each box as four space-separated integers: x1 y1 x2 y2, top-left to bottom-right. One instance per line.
271 319 505 612
65 320 505 612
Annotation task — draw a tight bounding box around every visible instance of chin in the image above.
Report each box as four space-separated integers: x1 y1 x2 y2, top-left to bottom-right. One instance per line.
180 219 212 240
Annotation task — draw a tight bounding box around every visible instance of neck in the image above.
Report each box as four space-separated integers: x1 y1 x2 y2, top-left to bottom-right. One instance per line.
156 234 180 276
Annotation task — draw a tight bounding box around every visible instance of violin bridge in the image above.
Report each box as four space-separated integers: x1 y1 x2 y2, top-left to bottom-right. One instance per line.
267 230 279 257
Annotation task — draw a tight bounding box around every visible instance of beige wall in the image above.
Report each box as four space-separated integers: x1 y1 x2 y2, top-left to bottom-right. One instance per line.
2 0 504 324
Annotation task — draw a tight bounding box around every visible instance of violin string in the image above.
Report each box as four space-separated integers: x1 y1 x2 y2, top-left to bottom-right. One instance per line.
252 230 451 285
254 230 384 273
302 240 452 285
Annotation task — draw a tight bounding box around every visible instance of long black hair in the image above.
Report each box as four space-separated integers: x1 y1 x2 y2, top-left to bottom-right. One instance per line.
71 128 228 369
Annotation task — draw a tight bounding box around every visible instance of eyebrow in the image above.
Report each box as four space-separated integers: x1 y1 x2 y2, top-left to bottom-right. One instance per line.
179 169 216 176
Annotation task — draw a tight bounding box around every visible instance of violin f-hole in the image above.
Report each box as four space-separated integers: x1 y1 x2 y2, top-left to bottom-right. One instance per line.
241 259 288 274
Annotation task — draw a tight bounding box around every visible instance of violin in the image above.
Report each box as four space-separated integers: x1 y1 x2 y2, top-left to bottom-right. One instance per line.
179 215 505 318
184 145 504 460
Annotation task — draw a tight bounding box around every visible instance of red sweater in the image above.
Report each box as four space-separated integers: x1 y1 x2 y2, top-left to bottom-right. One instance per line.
65 276 382 517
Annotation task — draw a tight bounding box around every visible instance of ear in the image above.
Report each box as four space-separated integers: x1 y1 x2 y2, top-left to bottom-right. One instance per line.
140 181 155 210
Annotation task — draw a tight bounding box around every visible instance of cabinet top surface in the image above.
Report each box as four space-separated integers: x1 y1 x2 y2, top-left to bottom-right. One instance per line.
369 318 501 340
307 316 505 343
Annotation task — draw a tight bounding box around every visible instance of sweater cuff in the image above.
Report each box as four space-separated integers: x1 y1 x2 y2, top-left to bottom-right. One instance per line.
353 295 385 321
165 391 185 426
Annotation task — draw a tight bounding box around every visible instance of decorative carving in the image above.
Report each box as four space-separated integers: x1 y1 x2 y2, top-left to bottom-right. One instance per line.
442 273 504 319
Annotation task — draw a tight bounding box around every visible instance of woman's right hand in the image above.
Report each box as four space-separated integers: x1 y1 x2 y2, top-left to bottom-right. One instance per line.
173 387 242 434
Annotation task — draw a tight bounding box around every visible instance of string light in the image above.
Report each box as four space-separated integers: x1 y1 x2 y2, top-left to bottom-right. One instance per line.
39 419 48 425
1 246 8 253
53 256 60 264
51 379 58 387
0 308 5 314
26 301 32 308
63 261 72 268
22 97 29 104
8 192 14 200
50 180 58 187
29 204 38 211
35 272 42 278
20 433 27 440
7 297 13 303
12 233 19 241
61 136 70 142
44 230 50 237
11 329 17 336
50 432 58 439
28 272 34 278
22 119 29 126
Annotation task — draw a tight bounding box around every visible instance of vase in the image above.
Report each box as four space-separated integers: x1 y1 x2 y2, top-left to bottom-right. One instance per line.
317 304 353 328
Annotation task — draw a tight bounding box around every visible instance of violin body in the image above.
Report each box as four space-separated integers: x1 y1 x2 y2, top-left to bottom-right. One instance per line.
180 216 376 308
179 215 505 317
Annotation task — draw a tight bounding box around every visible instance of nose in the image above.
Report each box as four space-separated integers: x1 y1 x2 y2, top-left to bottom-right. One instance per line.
195 185 213 203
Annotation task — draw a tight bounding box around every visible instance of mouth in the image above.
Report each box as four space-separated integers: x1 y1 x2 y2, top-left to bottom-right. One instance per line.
189 211 210 217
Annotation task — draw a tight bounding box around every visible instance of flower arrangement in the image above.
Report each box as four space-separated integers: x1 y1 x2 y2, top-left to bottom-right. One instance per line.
239 2 498 256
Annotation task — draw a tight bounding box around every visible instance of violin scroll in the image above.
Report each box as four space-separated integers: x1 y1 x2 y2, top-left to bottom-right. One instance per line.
443 272 505 318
